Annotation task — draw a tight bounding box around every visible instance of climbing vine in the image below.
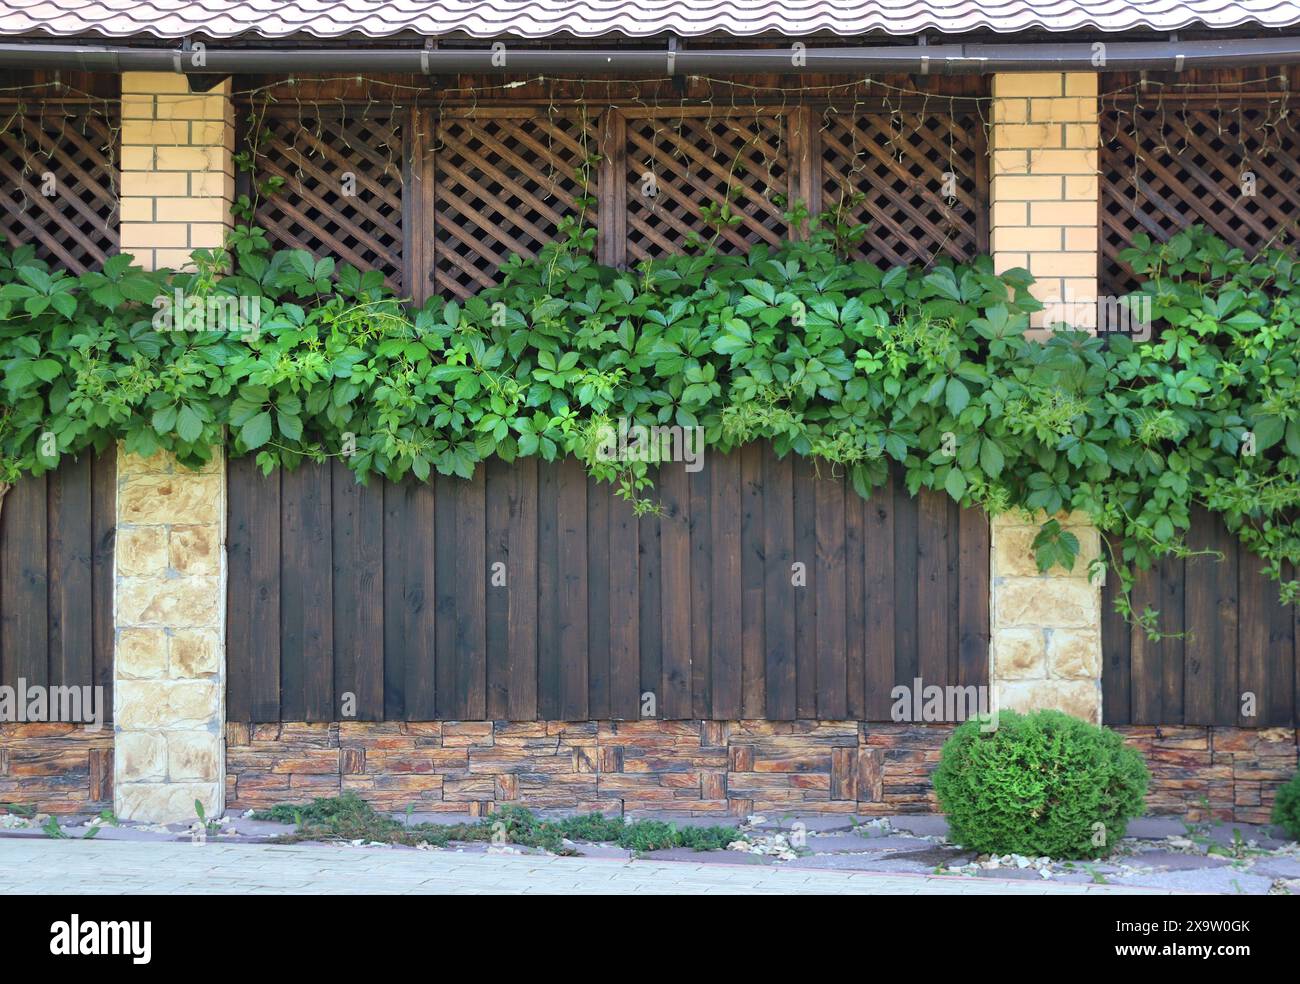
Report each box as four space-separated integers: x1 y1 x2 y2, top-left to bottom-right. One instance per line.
0 211 1296 627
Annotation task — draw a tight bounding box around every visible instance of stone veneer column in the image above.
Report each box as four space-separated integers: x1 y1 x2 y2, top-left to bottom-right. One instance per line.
114 73 233 822
988 73 1104 723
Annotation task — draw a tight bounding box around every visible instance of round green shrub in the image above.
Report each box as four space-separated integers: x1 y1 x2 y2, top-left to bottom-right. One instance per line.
1272 772 1300 840
932 709 1149 859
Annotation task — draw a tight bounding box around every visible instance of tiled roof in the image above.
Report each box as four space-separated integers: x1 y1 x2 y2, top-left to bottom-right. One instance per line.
1 0 1299 41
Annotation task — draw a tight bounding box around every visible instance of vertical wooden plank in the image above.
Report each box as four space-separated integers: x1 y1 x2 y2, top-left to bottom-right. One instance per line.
891 469 919 695
1266 560 1296 727
916 487 949 691
971 108 991 254
609 482 640 719
844 476 867 720
403 479 438 720
1 474 48 690
1130 565 1163 724
1100 536 1132 725
1237 552 1270 728
432 475 458 718
957 505 990 691
1160 552 1185 724
740 443 765 718
557 458 589 720
815 469 847 719
456 468 487 720
331 462 384 721
536 461 560 719
280 464 333 721
597 108 628 268
659 461 692 718
786 104 821 236
586 473 611 720
1182 509 1216 726
226 458 252 723
710 450 742 720
484 458 512 719
49 455 93 691
792 456 818 717
638 504 662 720
402 104 432 304
689 456 712 718
506 458 539 720
382 480 406 720
862 473 896 721
1212 521 1240 727
90 448 116 717
763 447 796 720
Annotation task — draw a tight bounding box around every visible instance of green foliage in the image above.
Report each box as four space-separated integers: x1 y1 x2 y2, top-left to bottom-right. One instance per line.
1272 771 1300 840
933 710 1150 859
250 793 739 855
1 218 1298 612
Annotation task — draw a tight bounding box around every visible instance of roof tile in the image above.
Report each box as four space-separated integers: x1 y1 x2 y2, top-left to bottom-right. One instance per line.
0 0 1298 40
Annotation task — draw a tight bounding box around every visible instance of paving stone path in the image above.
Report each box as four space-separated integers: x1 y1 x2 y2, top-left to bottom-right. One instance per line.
0 840 1171 895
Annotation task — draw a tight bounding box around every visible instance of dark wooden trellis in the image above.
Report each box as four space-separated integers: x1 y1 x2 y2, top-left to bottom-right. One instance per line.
1100 71 1300 293
0 101 119 272
432 109 601 298
240 80 990 300
248 105 406 290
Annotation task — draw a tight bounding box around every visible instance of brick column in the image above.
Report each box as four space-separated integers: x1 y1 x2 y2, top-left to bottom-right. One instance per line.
988 73 1104 723
114 73 233 822
990 73 1099 331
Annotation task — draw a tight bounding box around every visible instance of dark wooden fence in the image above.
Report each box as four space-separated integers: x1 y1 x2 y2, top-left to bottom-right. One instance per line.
227 446 990 723
1103 506 1299 727
0 449 117 712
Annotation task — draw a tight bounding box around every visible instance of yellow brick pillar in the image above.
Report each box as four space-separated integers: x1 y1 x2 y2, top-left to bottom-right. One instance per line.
988 73 1104 724
114 73 232 822
990 73 1099 331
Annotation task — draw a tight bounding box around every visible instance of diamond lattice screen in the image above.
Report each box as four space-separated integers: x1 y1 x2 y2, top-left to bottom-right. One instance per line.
432 111 600 298
252 108 405 291
1101 102 1300 293
625 112 789 261
820 110 985 267
0 106 119 271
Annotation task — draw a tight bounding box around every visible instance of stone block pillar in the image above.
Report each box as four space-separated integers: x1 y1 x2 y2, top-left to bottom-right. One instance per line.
988 73 1105 723
114 73 233 822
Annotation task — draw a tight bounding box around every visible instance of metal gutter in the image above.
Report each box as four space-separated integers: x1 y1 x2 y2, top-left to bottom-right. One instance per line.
3 36 1300 75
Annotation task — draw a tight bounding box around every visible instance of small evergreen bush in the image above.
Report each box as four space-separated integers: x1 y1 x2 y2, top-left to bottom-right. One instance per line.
1272 772 1300 840
932 709 1149 859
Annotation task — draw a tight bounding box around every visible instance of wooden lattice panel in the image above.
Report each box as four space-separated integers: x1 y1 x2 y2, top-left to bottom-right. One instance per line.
1101 101 1300 293
0 106 118 271
252 108 404 290
820 111 984 267
433 111 600 298
625 112 788 261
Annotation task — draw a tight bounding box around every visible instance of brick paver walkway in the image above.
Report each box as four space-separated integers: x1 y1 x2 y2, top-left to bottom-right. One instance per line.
1 840 1172 894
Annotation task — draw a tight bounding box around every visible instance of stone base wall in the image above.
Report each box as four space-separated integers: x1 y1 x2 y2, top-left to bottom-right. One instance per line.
227 721 1299 825
0 724 113 814
227 721 949 817
1116 726 1299 825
